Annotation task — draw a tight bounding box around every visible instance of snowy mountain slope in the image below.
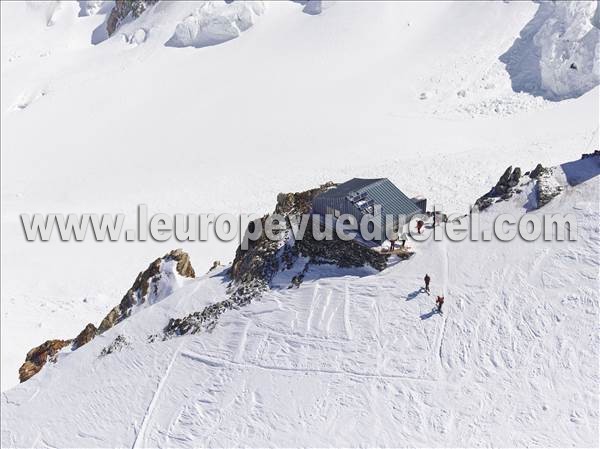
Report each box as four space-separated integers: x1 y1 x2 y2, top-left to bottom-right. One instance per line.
0 0 598 393
2 156 598 447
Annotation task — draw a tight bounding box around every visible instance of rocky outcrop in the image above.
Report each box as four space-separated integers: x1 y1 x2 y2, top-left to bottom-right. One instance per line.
19 339 71 383
164 300 235 336
296 220 389 271
99 335 131 357
533 167 564 208
529 163 549 179
229 180 390 286
98 249 195 333
72 323 97 350
475 161 576 211
581 149 600 159
208 260 221 272
19 249 195 382
475 165 524 210
107 0 159 36
230 182 335 286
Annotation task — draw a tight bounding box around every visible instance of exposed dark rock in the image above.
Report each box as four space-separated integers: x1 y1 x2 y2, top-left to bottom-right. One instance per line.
98 249 195 333
289 274 304 288
100 335 131 357
535 173 563 208
106 0 158 36
475 165 523 210
581 149 600 159
208 260 221 272
230 182 335 286
475 196 495 211
497 166 513 187
229 214 279 285
165 300 233 336
530 163 549 179
72 323 97 350
230 181 389 287
477 162 567 210
507 167 521 187
296 218 389 270
19 339 71 382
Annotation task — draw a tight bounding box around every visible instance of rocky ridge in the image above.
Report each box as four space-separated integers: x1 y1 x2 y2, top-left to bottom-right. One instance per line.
475 151 599 212
98 248 195 333
18 249 195 382
476 162 558 211
18 339 72 383
107 0 159 36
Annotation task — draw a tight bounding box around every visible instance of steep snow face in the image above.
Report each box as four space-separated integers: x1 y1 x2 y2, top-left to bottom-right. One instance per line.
1 158 598 447
502 0 600 100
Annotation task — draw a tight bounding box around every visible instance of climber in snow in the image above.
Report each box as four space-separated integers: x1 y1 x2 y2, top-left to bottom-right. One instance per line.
416 220 424 234
424 273 431 294
389 228 400 252
436 295 445 313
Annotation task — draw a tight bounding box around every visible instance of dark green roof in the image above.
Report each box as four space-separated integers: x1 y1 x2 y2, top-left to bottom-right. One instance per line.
317 178 386 198
316 178 421 217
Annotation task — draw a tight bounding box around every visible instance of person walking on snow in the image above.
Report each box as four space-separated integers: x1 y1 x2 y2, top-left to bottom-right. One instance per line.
424 274 431 294
416 220 424 234
436 295 445 313
389 228 399 252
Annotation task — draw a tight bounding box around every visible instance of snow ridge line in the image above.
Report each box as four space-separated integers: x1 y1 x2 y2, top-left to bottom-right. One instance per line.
132 342 184 449
235 320 251 363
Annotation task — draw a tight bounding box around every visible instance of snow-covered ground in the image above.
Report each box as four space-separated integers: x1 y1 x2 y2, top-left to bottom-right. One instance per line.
2 156 599 447
1 1 599 444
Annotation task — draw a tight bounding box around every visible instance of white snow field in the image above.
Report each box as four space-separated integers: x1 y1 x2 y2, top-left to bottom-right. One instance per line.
0 0 599 444
1 157 599 447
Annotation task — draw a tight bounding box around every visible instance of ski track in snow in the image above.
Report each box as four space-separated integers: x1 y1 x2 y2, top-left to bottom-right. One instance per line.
343 281 353 340
132 341 184 449
180 351 431 383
